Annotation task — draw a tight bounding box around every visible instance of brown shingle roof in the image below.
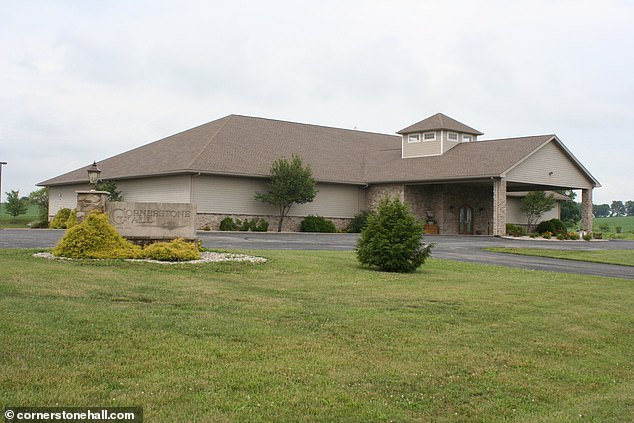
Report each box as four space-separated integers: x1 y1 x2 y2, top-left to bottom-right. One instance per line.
397 112 483 135
38 114 595 188
366 135 554 183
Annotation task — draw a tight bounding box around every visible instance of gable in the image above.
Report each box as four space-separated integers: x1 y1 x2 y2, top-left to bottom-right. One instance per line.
506 140 594 189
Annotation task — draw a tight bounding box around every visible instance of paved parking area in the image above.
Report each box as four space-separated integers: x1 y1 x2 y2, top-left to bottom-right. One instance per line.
1 229 633 279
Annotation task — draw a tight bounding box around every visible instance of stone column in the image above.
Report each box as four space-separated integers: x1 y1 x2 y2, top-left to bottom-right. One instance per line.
581 188 593 232
76 190 109 222
492 178 507 237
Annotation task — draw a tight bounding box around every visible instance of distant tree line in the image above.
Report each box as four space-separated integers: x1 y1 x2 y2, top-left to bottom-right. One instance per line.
593 201 634 218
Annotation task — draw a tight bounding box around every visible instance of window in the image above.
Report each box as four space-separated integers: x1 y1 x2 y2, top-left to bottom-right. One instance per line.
447 132 458 141
423 132 436 141
408 134 420 143
463 134 473 142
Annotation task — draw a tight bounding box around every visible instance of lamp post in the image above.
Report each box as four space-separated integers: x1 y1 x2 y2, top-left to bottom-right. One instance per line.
87 161 101 189
0 161 6 216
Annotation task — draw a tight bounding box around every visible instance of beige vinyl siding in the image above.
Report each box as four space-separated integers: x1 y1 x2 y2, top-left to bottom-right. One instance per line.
48 184 91 217
506 196 560 225
402 131 441 158
193 175 364 218
116 175 192 203
506 141 593 189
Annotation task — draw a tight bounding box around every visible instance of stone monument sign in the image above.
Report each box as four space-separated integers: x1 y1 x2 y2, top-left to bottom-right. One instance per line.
106 202 197 241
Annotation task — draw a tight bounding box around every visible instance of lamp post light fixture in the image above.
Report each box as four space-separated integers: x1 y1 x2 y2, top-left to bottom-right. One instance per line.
0 161 6 215
87 161 101 188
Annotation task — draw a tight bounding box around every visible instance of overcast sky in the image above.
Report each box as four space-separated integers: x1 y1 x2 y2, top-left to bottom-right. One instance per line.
1 0 632 204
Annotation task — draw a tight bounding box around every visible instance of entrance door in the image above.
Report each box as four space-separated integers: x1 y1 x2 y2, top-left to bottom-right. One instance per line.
459 205 473 235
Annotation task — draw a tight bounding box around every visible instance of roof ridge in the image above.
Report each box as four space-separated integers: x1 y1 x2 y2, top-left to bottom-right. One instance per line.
229 114 400 138
187 115 234 169
477 134 555 143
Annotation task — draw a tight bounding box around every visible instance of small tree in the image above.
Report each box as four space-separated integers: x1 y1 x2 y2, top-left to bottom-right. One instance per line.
29 187 49 224
4 190 28 223
520 191 556 233
255 155 317 232
356 197 433 273
96 180 123 201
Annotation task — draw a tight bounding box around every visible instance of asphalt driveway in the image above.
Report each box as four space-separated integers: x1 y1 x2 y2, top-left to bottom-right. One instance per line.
1 229 633 279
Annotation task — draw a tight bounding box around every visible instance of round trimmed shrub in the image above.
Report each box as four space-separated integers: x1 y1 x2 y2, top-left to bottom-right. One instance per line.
141 238 200 261
536 218 566 235
50 208 72 229
506 223 526 237
53 212 141 259
356 197 433 273
219 217 238 231
347 210 374 233
300 215 336 233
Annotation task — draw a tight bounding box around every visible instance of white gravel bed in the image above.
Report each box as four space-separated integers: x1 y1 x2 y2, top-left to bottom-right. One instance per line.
33 251 267 264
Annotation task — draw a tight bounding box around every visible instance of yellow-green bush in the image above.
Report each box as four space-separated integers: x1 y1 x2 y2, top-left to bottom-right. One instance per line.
140 238 200 261
50 208 72 229
53 212 141 259
65 210 78 229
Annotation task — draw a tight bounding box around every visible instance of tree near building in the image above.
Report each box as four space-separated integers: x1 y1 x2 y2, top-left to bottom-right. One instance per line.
4 190 28 223
96 180 123 201
557 190 581 227
29 187 49 224
255 155 317 232
356 196 433 273
520 191 556 233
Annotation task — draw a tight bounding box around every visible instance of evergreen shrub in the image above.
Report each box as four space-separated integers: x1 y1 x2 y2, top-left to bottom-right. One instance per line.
300 215 336 233
53 212 141 259
536 218 566 235
347 210 374 233
141 238 200 261
65 210 78 229
356 197 433 273
506 223 526 237
219 217 238 231
50 208 72 229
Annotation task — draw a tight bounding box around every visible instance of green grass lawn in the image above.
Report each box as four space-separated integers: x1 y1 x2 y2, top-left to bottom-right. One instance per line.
1 250 633 422
486 247 634 267
0 204 40 228
594 216 634 239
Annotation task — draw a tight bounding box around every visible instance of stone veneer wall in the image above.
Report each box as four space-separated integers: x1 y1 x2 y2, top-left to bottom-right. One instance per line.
366 184 405 211
196 213 352 232
404 184 494 235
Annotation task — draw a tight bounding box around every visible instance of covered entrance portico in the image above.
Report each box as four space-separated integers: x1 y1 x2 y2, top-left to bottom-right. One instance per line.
396 177 595 236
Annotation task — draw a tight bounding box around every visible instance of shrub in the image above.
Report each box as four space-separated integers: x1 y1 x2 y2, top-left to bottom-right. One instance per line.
615 226 622 234
536 219 566 235
347 210 374 233
141 238 200 261
219 217 238 231
252 218 269 232
583 232 592 241
50 208 73 229
53 212 141 259
65 210 78 229
506 223 526 237
593 232 603 239
300 215 337 233
568 231 580 240
598 223 610 232
556 232 566 240
356 197 433 273
542 231 552 239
